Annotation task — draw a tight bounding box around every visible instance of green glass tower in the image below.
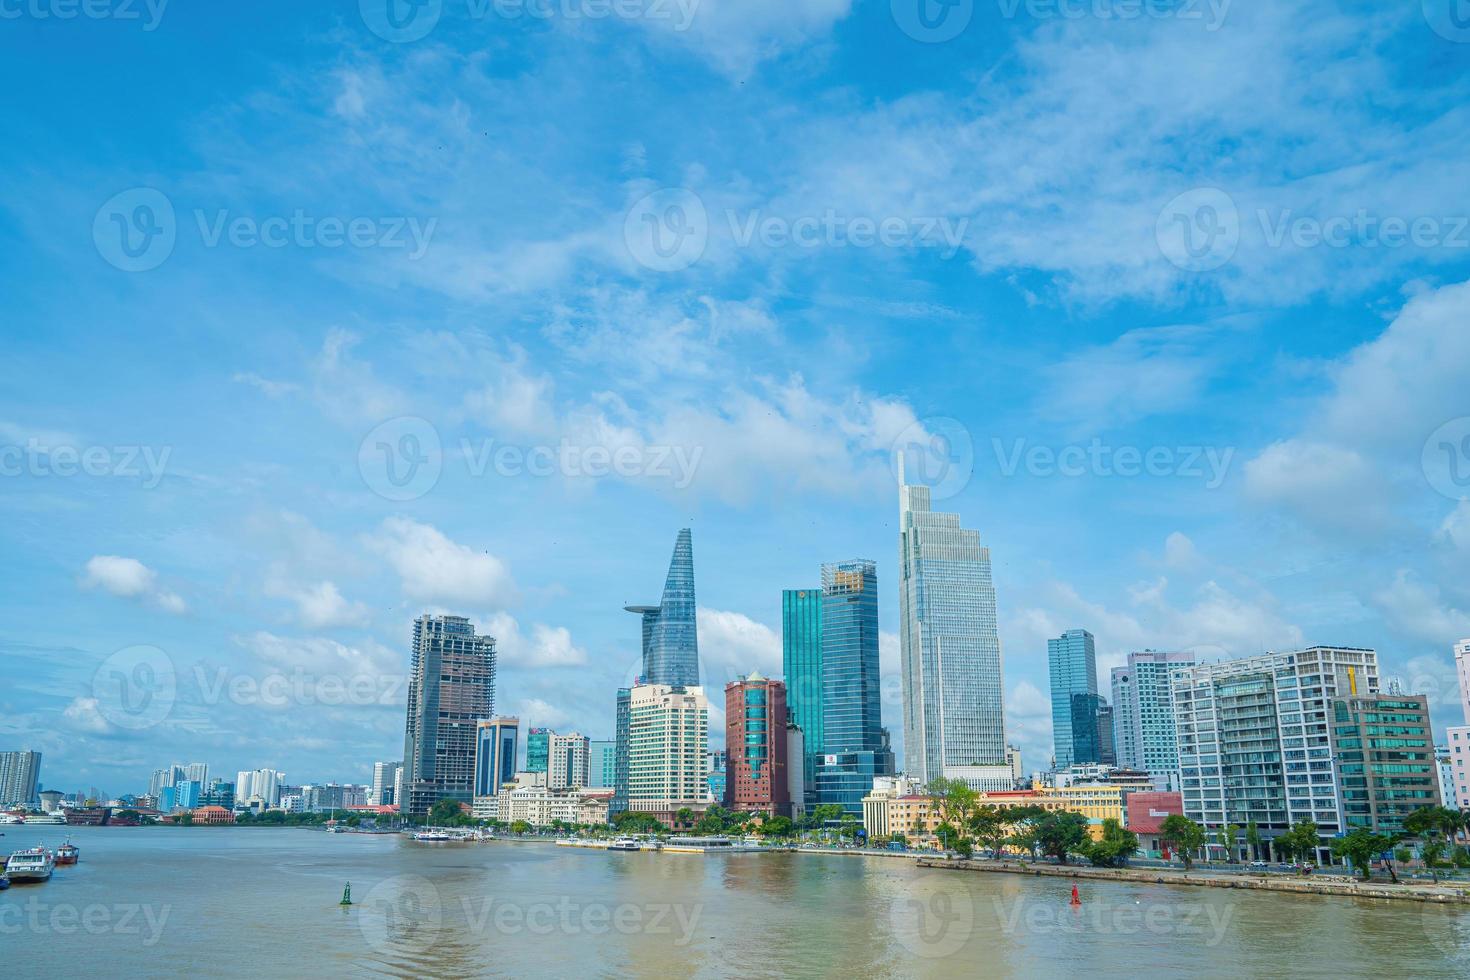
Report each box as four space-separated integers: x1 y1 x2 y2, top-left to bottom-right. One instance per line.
782 588 824 756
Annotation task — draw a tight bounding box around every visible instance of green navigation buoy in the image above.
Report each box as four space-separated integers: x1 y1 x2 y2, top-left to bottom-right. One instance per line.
340 883 352 907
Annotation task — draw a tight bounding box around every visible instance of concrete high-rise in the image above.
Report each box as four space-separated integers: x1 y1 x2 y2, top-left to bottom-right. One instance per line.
1110 650 1197 787
474 718 518 798
587 740 616 789
0 750 41 808
1442 639 1470 805
548 732 591 790
625 528 700 688
723 672 791 817
401 614 497 816
1047 629 1097 769
814 560 895 815
897 464 1007 789
371 761 403 806
1173 646 1379 853
625 684 709 823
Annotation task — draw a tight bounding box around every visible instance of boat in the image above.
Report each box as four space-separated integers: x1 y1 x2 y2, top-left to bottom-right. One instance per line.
412 831 455 842
24 813 66 825
0 814 22 825
55 841 79 865
5 847 55 882
608 837 642 852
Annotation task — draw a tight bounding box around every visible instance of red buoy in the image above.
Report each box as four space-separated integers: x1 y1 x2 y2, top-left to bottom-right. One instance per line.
1070 884 1081 906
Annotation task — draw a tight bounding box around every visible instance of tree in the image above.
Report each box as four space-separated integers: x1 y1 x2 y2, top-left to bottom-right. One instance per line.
1330 828 1393 880
1276 820 1321 866
428 798 466 827
1219 823 1240 863
1421 836 1448 882
1080 818 1139 868
1034 811 1090 865
968 805 1011 860
1160 814 1206 870
509 820 532 835
758 816 793 838
1004 805 1049 860
1245 821 1262 861
674 807 695 829
929 778 979 843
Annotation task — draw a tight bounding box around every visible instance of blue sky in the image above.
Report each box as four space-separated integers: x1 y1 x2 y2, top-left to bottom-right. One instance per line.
3 1 1470 796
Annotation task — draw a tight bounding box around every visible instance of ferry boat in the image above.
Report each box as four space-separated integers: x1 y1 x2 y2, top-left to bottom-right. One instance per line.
24 813 67 826
55 841 79 865
0 814 22 825
412 831 455 842
608 837 642 852
5 847 55 882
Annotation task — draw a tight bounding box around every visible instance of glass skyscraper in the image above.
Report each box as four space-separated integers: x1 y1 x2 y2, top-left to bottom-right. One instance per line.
897 467 1007 788
625 528 700 688
1047 628 1097 769
782 587 823 806
474 717 518 798
526 727 551 773
814 559 893 816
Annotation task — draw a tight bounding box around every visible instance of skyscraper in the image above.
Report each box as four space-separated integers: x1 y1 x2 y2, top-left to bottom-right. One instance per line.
612 688 632 815
0 750 41 808
588 739 616 789
1048 629 1097 769
897 466 1007 790
527 728 552 774
1331 693 1439 834
474 718 518 798
625 528 700 688
371 761 403 806
1110 650 1197 786
814 559 894 815
1443 638 1470 804
548 732 591 790
626 684 709 823
401 614 497 816
724 672 791 817
1069 693 1115 766
782 588 823 804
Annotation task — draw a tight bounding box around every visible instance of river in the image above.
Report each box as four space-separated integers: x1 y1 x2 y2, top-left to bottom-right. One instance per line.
2 825 1466 977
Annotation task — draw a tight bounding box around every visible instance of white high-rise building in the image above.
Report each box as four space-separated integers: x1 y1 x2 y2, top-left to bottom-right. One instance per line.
235 768 283 807
1444 639 1470 806
1110 650 1197 787
0 750 42 807
1173 646 1379 849
547 733 591 790
371 761 403 806
626 685 709 820
897 456 1007 789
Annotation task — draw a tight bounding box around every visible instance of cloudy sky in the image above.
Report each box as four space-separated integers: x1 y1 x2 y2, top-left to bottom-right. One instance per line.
3 1 1470 795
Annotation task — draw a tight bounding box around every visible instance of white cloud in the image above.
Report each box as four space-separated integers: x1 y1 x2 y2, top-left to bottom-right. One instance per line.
1163 532 1201 571
637 0 853 80
291 581 371 630
79 555 187 615
366 517 518 608
1041 325 1218 428
697 607 781 687
1005 681 1053 776
62 697 114 735
232 372 300 398
1242 439 1393 532
312 328 406 425
235 631 400 678
515 697 574 730
1371 570 1470 646
483 611 588 668
1438 501 1470 552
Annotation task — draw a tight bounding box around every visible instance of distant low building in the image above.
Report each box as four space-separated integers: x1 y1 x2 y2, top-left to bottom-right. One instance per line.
1124 791 1184 859
190 805 236 825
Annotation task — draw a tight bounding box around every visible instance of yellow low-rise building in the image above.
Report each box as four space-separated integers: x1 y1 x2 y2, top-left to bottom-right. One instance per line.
862 784 1127 845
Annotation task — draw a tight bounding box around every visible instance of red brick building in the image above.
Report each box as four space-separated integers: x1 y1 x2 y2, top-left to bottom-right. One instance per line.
723 672 792 817
190 805 237 825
